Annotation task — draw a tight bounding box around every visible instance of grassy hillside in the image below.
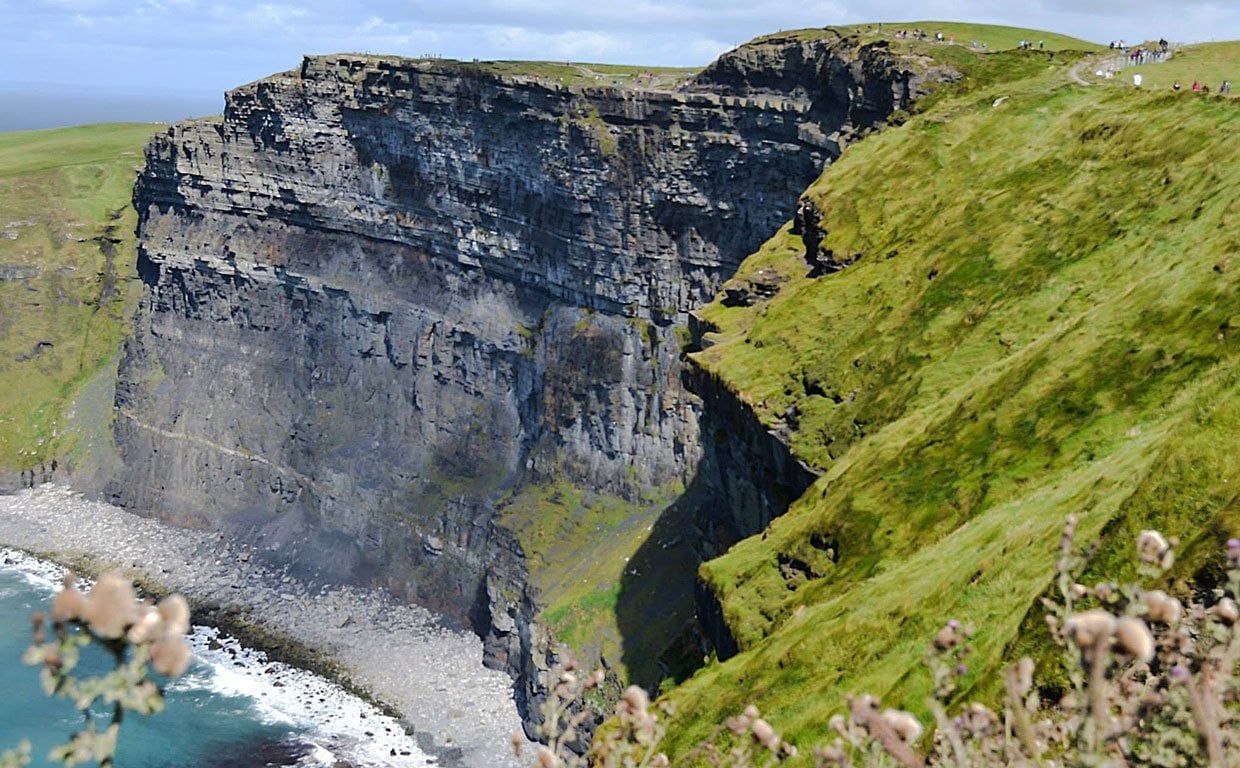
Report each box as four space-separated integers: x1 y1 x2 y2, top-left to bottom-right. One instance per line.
0 123 157 474
758 21 1101 52
467 61 700 89
1123 40 1240 91
657 34 1240 759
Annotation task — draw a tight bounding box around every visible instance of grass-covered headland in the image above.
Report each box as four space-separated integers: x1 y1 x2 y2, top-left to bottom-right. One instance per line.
650 28 1240 764
0 123 157 478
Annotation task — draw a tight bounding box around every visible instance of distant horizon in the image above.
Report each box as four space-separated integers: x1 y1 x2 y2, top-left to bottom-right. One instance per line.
0 84 220 132
4 1 1237 110
2 10 1230 132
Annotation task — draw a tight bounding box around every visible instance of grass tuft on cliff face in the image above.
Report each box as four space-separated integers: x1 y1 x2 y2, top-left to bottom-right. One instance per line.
0 123 157 473
666 45 1240 758
497 477 695 686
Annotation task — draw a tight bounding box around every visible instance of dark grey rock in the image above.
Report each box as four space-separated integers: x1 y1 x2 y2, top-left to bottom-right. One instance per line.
101 35 958 731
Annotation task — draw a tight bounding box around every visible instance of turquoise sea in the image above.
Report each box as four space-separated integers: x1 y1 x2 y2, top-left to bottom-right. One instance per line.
0 553 430 767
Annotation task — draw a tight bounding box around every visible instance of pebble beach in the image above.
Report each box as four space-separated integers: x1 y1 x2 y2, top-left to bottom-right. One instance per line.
0 484 525 768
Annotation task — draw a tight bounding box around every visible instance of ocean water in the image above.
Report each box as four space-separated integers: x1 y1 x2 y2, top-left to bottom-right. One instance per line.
0 553 431 768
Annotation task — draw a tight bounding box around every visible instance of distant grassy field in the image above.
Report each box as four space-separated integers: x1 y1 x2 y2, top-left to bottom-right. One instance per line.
462 60 700 89
1121 40 1240 92
757 21 1101 52
0 123 157 473
659 35 1240 759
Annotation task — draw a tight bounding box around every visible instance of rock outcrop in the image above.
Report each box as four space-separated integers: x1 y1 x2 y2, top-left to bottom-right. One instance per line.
109 31 957 725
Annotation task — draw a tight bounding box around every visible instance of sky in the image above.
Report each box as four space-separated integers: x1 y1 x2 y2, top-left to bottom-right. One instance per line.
0 0 1236 126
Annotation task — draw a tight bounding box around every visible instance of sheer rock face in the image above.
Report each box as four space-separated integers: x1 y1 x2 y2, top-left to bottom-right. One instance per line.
110 34 954 715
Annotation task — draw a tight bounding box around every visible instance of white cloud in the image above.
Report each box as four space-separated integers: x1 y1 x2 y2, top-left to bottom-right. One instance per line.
241 3 307 28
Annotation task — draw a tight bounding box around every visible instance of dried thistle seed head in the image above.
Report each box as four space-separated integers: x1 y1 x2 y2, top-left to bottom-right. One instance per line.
1115 616 1155 662
1210 597 1239 626
51 583 87 623
158 594 190 636
535 745 559 768
82 573 140 639
1006 655 1036 694
621 685 649 713
150 636 192 677
828 714 847 734
127 606 161 644
1144 590 1183 624
1065 609 1116 650
584 668 605 689
43 645 62 673
1136 530 1171 565
881 709 923 743
750 718 780 750
934 624 959 650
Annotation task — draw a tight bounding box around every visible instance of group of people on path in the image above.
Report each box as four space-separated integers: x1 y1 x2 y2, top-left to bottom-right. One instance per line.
1172 79 1232 94
1126 45 1169 65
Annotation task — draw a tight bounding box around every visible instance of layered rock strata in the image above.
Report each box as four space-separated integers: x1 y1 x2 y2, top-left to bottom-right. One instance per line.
109 32 956 722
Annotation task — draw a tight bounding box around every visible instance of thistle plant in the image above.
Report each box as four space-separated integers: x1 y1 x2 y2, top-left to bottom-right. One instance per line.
524 523 1240 768
2 572 192 768
814 522 1240 768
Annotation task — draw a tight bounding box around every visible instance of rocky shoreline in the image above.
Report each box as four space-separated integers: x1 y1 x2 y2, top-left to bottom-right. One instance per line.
0 484 525 768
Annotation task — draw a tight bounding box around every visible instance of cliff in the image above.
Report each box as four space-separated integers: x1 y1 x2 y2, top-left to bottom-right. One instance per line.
109 30 957 729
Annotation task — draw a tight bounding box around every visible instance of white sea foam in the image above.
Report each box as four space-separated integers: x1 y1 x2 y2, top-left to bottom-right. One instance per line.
1 547 67 591
185 625 432 767
1 550 432 767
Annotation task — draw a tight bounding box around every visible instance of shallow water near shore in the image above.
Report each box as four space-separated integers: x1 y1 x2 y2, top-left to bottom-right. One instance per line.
0 552 431 767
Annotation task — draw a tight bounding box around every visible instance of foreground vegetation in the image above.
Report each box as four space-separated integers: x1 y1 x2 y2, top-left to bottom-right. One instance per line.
539 527 1240 767
660 34 1240 760
2 574 191 768
0 123 157 475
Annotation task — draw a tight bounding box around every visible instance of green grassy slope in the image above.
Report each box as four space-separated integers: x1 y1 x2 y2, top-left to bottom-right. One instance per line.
759 21 1101 52
0 123 157 472
338 54 701 89
659 39 1240 758
1122 41 1240 91
467 61 700 89
497 477 697 686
